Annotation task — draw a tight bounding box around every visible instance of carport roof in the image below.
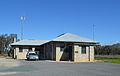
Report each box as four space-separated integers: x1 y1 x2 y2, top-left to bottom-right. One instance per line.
52 33 98 43
11 40 50 46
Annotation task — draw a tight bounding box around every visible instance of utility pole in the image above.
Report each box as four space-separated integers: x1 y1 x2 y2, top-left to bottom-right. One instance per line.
93 24 95 40
20 16 25 40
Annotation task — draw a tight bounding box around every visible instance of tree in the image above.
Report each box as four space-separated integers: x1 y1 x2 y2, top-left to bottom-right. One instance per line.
0 35 6 54
0 34 15 56
95 44 120 55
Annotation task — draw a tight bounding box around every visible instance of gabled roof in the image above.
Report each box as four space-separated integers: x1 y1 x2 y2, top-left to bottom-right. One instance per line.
11 33 99 46
52 33 98 43
11 40 50 46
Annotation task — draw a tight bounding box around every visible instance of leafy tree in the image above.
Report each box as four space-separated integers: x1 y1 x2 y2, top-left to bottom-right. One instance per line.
0 34 16 56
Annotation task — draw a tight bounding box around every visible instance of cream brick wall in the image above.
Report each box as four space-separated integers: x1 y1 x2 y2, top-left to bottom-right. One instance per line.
90 46 94 61
74 45 81 62
14 47 29 59
56 44 63 61
73 45 94 62
13 44 95 61
79 46 89 62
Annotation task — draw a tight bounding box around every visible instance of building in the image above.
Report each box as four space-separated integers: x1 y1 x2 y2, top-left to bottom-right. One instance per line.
10 34 17 43
11 33 99 62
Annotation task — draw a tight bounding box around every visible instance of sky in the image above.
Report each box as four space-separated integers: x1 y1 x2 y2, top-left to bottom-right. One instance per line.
0 0 120 45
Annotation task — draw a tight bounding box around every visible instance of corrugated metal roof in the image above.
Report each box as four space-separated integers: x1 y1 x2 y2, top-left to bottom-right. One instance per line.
52 33 98 43
11 33 99 46
11 40 50 46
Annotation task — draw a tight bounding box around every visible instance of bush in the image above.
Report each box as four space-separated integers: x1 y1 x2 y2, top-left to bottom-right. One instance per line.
95 44 120 55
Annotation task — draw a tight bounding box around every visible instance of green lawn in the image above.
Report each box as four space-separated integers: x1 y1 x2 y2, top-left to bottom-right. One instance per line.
95 57 120 63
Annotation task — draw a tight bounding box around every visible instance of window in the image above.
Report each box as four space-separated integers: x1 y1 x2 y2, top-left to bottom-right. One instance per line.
29 53 37 55
19 47 23 52
81 46 86 54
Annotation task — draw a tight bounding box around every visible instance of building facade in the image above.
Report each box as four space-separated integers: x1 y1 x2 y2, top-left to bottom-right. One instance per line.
11 33 99 62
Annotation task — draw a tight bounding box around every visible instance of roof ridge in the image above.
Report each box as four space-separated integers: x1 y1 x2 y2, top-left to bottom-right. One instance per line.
52 33 98 43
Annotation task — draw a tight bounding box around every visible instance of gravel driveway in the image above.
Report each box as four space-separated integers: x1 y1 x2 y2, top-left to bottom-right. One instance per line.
0 58 21 75
0 59 120 76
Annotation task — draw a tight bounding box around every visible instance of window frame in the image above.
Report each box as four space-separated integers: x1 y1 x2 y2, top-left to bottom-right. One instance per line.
81 46 86 54
19 47 23 52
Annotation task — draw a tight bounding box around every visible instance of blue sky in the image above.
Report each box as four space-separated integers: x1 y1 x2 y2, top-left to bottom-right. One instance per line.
0 0 120 45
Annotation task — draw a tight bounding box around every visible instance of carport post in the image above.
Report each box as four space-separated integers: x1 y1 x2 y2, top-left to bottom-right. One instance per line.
44 45 45 59
32 48 35 51
51 42 54 60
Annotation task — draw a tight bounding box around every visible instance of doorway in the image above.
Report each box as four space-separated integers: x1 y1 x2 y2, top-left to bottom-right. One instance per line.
68 45 73 61
60 45 73 61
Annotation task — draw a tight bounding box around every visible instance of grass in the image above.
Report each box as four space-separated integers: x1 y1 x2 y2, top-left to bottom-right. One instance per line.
95 57 120 63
